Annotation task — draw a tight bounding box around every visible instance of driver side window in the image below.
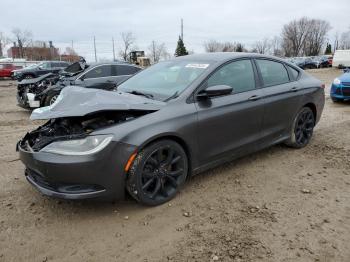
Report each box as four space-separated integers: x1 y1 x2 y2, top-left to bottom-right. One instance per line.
83 65 111 79
207 59 256 94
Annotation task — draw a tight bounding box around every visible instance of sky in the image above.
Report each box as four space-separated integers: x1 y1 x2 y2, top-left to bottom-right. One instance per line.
1 0 350 62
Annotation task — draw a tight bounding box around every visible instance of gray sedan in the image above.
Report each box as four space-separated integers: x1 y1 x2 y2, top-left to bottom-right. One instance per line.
17 53 325 205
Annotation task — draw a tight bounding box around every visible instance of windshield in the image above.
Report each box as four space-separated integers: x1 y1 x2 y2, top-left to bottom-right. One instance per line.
117 60 212 101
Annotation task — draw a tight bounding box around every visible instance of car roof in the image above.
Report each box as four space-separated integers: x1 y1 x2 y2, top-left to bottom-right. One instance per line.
172 52 284 62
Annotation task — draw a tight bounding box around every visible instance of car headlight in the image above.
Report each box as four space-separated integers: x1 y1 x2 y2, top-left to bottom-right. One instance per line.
333 78 341 85
41 135 113 155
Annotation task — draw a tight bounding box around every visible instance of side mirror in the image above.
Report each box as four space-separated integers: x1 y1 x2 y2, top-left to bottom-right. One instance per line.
38 66 43 70
197 85 233 99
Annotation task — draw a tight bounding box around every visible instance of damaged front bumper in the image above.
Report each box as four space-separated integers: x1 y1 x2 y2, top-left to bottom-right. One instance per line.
18 140 136 200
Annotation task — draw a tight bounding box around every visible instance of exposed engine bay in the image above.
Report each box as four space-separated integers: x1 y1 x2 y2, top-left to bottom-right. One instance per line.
17 73 60 107
19 110 150 152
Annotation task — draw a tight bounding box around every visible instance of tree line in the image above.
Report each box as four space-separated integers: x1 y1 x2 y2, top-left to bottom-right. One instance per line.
1 17 350 62
204 17 350 57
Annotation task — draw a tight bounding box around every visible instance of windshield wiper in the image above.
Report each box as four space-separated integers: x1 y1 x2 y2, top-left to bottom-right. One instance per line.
163 91 179 102
128 90 154 99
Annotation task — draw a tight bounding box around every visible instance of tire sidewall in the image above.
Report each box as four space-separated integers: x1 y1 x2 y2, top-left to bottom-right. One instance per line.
127 140 188 206
289 107 314 148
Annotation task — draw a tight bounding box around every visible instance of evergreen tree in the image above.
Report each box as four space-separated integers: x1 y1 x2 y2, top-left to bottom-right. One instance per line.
325 43 332 55
235 43 244 52
175 36 188 57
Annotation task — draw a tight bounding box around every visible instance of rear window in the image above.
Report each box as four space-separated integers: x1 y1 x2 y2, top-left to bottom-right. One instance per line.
256 59 290 86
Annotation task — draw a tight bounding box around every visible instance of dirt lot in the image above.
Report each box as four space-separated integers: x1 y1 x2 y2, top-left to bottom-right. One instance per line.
0 68 349 262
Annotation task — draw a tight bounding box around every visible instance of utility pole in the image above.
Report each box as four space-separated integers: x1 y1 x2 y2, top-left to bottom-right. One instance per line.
181 18 184 41
71 40 74 50
93 36 97 62
112 37 116 61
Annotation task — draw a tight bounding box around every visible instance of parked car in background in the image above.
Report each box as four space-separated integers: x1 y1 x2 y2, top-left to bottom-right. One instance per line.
17 62 141 108
333 50 350 68
330 69 350 102
17 53 325 205
0 63 22 78
12 61 70 81
312 56 331 68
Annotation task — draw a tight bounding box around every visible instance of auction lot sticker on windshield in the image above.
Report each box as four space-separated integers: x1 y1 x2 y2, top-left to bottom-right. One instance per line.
185 63 209 69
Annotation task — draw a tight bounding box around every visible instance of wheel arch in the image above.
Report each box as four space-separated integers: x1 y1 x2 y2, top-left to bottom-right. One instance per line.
302 102 317 121
137 134 193 176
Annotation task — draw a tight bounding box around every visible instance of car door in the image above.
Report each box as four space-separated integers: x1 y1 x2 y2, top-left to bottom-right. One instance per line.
255 59 303 145
76 65 115 90
195 59 265 166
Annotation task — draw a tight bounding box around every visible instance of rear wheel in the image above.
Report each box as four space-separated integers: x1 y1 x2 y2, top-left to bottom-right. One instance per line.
126 140 188 206
285 107 315 148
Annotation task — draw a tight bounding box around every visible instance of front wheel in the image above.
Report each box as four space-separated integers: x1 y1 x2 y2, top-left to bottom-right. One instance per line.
285 107 315 148
44 93 59 106
126 140 188 206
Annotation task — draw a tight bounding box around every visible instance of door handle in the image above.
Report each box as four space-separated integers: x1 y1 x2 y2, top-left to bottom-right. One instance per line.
248 95 260 101
290 87 298 92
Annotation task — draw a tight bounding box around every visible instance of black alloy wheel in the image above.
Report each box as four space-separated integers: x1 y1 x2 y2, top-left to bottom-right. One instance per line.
285 107 315 148
127 140 188 205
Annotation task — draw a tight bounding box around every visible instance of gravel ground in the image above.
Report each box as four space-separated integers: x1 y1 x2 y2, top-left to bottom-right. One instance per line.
0 68 349 262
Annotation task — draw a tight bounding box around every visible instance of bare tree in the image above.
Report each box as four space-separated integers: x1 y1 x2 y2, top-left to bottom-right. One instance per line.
270 36 283 56
281 17 310 57
281 17 331 57
204 40 245 52
303 19 331 56
0 32 11 57
339 29 350 49
148 41 168 63
12 28 32 58
252 38 271 54
204 40 222 52
222 42 236 52
119 32 135 61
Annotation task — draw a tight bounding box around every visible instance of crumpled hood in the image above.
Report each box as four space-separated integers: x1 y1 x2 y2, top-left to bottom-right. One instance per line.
30 86 166 120
19 73 54 85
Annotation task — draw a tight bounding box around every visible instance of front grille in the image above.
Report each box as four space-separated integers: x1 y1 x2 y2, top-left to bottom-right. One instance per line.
335 88 342 95
342 88 350 96
342 82 350 87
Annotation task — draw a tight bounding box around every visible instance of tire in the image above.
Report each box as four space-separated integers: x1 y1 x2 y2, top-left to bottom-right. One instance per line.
126 139 188 206
331 97 343 103
44 93 59 106
285 107 315 149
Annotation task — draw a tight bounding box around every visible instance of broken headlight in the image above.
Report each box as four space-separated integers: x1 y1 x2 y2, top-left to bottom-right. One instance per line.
40 135 113 156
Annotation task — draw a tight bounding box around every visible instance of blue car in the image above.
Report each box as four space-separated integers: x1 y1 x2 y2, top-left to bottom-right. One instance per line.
330 69 350 102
